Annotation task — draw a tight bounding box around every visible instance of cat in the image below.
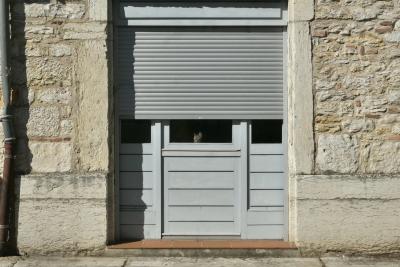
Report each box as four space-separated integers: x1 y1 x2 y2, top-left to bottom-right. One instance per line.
193 131 203 143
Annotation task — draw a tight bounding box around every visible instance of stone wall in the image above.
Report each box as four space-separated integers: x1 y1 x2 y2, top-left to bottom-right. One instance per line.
294 0 400 255
312 0 400 174
1 0 112 255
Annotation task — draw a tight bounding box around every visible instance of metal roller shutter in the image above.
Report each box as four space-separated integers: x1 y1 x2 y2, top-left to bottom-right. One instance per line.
118 27 284 120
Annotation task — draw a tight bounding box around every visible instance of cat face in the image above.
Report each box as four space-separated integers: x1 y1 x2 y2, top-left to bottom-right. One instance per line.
193 131 203 143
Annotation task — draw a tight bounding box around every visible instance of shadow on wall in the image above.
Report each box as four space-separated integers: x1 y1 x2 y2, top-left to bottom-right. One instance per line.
8 0 44 255
117 29 147 241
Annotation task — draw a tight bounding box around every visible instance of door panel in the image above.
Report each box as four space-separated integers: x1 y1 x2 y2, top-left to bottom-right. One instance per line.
163 156 240 236
168 172 235 189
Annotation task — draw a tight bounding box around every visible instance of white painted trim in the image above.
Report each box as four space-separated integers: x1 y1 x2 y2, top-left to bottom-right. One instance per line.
282 28 289 242
153 121 162 238
240 121 249 238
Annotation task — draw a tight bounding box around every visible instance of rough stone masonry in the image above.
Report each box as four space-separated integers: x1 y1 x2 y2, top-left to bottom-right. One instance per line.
295 0 400 255
0 0 398 256
2 0 112 255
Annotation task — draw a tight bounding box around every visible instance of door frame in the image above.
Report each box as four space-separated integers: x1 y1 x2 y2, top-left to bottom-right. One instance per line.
113 27 289 241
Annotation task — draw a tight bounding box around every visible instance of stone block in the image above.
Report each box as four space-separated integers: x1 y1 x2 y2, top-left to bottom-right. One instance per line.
16 3 86 20
29 142 71 173
385 31 400 43
26 57 72 86
316 134 359 174
321 257 400 267
14 257 126 267
17 199 106 255
18 173 107 201
26 106 60 137
60 119 73 136
296 174 400 254
288 21 314 175
361 141 400 173
49 44 72 57
75 40 110 171
297 199 400 254
88 0 109 21
125 258 322 267
16 173 107 255
297 175 400 200
289 0 314 22
63 23 107 40
36 88 71 104
342 118 374 133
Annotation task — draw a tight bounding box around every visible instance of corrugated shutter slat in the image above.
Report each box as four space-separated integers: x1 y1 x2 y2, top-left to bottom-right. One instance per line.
118 28 284 119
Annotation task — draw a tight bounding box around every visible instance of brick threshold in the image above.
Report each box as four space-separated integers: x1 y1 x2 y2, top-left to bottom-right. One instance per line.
108 240 296 249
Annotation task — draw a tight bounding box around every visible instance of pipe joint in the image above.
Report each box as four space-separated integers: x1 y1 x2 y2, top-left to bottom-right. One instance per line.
0 114 13 121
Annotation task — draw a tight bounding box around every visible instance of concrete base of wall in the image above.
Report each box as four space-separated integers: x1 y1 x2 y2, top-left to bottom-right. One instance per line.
12 173 400 256
15 173 108 255
295 175 400 256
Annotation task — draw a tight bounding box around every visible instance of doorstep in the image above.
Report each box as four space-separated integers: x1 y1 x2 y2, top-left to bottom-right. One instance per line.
108 240 296 249
105 240 299 257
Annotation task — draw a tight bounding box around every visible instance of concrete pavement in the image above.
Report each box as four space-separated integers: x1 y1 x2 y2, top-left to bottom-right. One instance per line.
0 256 398 267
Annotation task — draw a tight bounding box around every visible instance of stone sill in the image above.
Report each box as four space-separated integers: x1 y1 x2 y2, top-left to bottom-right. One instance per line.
108 240 296 249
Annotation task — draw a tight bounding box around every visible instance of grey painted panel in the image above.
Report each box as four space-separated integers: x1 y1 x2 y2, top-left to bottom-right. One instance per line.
168 189 234 206
166 222 238 235
120 210 156 225
247 210 284 225
168 172 235 189
250 144 283 155
246 225 284 239
250 173 284 190
162 150 241 157
120 189 153 206
168 206 235 222
136 113 284 120
119 143 153 155
120 224 159 240
122 20 288 27
250 190 284 207
119 154 153 171
119 171 153 189
165 157 236 171
250 155 284 172
120 2 282 19
117 28 284 119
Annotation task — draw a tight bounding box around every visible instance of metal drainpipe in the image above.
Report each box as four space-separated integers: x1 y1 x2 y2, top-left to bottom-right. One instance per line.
0 0 15 255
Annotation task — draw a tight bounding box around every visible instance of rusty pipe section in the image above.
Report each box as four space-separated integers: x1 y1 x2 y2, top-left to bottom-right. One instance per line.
0 0 15 255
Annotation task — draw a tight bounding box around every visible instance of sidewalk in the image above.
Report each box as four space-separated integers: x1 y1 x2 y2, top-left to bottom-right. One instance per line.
0 256 399 267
